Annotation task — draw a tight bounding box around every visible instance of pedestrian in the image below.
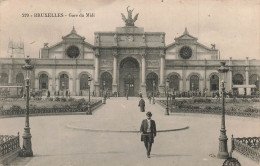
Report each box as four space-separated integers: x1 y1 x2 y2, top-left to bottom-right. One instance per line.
140 111 156 158
148 94 151 104
138 95 145 112
126 89 129 100
47 90 50 97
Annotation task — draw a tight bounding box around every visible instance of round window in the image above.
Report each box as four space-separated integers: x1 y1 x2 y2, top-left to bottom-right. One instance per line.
66 45 80 58
179 46 192 59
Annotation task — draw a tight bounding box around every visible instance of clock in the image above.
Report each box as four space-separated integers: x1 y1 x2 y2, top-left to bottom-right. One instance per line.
66 45 80 58
179 46 192 59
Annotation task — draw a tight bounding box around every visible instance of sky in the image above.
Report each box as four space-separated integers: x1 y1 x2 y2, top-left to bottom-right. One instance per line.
0 0 259 60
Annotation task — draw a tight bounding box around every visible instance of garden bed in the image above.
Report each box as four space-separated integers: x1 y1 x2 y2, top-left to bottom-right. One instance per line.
0 97 103 117
156 98 260 118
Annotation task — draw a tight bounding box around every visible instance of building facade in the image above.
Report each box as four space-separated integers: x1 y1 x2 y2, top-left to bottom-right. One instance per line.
1 11 260 97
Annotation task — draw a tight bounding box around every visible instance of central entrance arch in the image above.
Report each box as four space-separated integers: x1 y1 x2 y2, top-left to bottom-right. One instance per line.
119 57 140 97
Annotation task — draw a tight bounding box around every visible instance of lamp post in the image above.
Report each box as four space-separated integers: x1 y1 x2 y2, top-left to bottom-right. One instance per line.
152 80 155 104
20 56 34 157
165 78 169 115
192 83 194 97
87 77 92 114
103 81 106 104
217 61 229 159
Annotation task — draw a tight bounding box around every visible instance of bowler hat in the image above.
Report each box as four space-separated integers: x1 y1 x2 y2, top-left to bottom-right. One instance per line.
146 111 152 117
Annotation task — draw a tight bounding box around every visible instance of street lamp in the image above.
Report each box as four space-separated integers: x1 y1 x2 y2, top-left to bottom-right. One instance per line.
165 78 169 115
20 56 34 157
87 77 92 114
217 61 229 159
152 80 155 104
103 81 106 104
192 83 194 97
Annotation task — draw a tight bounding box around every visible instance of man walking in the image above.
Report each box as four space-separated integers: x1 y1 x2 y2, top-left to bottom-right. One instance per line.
138 96 145 112
140 112 156 158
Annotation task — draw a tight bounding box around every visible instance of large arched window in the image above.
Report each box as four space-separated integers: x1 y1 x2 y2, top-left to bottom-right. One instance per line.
190 75 199 91
101 72 112 91
210 75 219 91
169 74 179 91
233 74 243 85
249 74 259 90
16 73 24 85
80 74 89 90
39 74 48 90
60 74 69 91
0 73 8 86
146 72 159 95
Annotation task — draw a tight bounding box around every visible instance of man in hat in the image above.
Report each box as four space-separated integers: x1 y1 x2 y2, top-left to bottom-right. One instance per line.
140 111 157 158
138 95 145 112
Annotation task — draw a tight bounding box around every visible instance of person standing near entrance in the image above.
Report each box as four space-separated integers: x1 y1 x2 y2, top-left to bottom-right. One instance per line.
148 94 152 104
140 112 156 158
138 96 145 112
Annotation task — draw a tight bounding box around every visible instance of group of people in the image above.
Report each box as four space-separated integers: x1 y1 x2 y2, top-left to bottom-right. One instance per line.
138 95 157 158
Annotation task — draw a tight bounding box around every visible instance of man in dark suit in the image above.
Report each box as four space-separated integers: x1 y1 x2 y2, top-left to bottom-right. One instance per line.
138 96 145 112
140 112 156 158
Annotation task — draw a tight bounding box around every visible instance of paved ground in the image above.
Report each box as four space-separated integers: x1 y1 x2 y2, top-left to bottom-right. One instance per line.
0 97 259 166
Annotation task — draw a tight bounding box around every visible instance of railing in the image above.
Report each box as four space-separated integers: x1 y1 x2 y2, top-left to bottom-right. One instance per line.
0 100 103 117
155 100 260 118
0 133 20 158
231 135 260 163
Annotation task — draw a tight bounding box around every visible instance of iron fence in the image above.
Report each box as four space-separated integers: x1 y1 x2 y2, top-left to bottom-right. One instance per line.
231 135 260 163
0 134 20 157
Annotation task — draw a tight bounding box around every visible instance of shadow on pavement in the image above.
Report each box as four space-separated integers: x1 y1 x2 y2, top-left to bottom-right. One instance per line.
33 151 124 157
151 154 192 158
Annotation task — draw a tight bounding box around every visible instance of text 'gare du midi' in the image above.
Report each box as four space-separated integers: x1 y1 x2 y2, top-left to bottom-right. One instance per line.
1 9 260 98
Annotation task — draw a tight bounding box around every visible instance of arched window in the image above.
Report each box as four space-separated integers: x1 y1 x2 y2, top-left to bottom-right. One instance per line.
210 75 219 91
80 74 89 90
39 74 48 90
16 73 24 85
169 74 179 91
190 75 199 91
233 74 243 85
0 73 8 86
146 72 158 94
60 74 69 91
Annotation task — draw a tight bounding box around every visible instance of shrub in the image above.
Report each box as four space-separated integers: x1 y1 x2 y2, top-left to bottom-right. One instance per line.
60 97 67 102
68 97 75 102
54 97 60 101
252 98 260 102
10 105 22 112
48 97 54 101
34 97 42 101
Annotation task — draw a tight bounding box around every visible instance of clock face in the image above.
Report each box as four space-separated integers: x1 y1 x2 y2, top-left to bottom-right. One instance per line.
67 45 80 58
179 46 192 59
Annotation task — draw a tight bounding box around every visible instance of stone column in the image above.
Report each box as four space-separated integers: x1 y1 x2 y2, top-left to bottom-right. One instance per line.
8 69 13 84
112 53 118 93
228 57 233 91
72 68 77 96
159 53 165 97
76 78 80 96
140 53 147 97
52 69 56 95
245 57 250 95
35 78 39 91
94 50 100 96
182 67 187 91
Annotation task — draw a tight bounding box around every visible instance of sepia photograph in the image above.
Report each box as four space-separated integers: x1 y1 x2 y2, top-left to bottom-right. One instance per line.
0 0 259 165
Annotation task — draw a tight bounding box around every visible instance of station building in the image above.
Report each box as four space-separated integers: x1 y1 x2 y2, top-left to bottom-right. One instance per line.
0 12 259 97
